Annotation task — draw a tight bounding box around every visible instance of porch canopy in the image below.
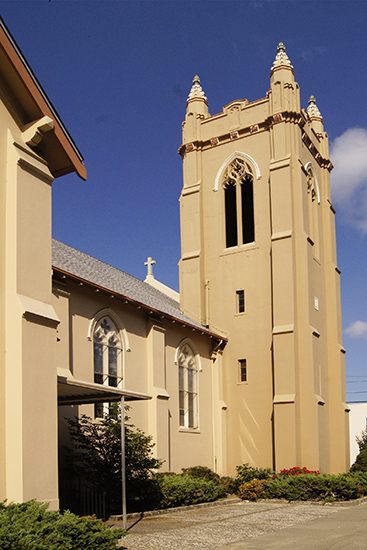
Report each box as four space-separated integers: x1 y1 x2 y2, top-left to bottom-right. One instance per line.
57 375 151 527
57 375 152 405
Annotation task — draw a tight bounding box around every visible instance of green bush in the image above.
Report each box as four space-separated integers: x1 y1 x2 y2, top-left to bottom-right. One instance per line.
219 476 237 494
351 447 367 472
155 473 227 509
181 465 236 495
234 463 275 492
0 500 124 550
237 479 265 501
263 473 365 501
350 429 367 472
182 465 221 484
65 404 163 514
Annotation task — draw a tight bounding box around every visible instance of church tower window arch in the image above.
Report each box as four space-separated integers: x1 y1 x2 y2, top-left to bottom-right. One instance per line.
305 162 321 258
222 156 255 248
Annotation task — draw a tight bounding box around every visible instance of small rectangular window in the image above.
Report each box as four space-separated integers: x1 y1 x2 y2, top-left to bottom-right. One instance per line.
236 290 245 313
239 359 247 382
94 403 104 419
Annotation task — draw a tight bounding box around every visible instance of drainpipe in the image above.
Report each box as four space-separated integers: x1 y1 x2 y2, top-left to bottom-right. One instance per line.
121 396 126 530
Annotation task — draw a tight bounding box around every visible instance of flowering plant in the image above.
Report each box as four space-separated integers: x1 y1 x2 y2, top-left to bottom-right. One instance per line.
278 466 320 477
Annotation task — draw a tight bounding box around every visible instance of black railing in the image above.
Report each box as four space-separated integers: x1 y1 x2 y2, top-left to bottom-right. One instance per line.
59 477 106 519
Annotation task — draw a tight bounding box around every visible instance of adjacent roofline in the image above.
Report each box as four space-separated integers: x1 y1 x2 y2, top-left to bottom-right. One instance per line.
52 265 226 342
58 375 152 406
0 17 86 180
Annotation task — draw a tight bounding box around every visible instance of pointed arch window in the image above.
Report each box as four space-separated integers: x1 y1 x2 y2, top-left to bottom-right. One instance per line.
305 163 320 258
93 316 122 388
223 158 255 247
178 343 198 429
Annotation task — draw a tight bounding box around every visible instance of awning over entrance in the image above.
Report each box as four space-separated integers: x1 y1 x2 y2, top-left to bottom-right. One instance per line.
57 376 152 406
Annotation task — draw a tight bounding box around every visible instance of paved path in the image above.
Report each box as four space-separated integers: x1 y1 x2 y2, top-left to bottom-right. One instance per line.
111 498 367 549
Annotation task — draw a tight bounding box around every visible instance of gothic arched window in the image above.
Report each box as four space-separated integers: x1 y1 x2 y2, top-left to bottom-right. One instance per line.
223 158 255 248
178 343 198 429
305 162 320 258
93 316 122 388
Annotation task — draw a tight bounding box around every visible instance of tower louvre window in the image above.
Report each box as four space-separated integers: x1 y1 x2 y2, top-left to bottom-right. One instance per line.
223 158 254 248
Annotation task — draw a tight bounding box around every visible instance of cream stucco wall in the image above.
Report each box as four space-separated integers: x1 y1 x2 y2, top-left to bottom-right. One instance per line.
0 98 59 507
53 278 220 475
179 50 349 474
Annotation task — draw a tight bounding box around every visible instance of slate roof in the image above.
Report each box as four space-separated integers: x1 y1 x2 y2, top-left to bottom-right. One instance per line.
52 239 222 338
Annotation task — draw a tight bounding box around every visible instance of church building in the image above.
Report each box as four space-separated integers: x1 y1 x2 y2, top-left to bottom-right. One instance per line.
0 16 349 512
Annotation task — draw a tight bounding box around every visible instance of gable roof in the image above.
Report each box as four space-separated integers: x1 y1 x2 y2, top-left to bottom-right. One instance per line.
52 239 225 341
0 17 86 180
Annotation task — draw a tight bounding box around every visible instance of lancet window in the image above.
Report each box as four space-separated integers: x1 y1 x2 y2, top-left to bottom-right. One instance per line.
93 316 122 388
178 343 198 429
305 162 320 258
223 158 255 248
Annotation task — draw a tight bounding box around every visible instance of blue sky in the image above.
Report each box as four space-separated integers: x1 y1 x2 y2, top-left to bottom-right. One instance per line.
1 0 366 401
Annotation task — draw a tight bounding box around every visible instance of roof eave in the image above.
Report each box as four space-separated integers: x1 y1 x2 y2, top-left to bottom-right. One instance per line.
52 265 226 342
0 17 86 181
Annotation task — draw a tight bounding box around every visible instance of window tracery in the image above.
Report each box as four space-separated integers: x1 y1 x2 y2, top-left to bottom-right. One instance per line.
93 316 122 388
178 343 198 429
223 158 255 248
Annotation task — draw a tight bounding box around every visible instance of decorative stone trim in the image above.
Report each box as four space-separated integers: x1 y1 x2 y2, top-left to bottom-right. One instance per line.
210 137 219 146
250 124 259 133
230 131 239 140
301 130 333 172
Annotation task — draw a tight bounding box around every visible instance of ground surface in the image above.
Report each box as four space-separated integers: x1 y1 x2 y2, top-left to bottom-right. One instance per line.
109 498 367 549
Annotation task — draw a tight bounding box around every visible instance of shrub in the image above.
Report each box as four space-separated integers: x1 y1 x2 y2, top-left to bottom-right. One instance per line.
0 500 124 550
65 404 163 514
263 473 365 502
356 429 367 452
156 473 227 509
351 447 367 472
181 465 236 495
350 429 367 472
237 479 265 501
234 463 274 492
182 465 221 484
219 476 237 494
278 466 320 476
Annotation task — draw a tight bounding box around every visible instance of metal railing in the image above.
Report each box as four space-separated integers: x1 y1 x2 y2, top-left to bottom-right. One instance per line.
59 477 106 519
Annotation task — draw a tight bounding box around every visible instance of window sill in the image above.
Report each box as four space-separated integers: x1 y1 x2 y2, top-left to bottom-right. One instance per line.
220 242 258 256
179 427 201 434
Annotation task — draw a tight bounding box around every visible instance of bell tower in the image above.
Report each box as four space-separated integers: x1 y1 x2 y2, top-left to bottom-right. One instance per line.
179 44 349 474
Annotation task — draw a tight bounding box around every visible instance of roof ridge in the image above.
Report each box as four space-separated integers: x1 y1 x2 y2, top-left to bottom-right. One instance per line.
52 238 180 306
52 238 147 285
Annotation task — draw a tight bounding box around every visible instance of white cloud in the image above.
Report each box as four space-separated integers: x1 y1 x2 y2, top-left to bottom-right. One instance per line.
345 320 367 340
330 128 367 233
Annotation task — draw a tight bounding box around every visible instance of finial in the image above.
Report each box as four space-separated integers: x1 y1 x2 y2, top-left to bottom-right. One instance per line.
277 42 286 53
307 95 322 119
144 256 156 277
271 42 293 71
187 74 207 102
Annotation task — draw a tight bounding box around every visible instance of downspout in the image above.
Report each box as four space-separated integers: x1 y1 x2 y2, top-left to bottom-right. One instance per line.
268 176 276 471
121 396 126 530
